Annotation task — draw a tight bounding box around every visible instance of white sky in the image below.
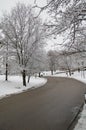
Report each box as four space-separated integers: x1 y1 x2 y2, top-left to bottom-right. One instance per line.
0 0 47 16
0 0 63 51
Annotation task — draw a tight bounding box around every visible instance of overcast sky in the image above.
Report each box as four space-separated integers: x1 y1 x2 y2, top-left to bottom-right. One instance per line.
0 0 63 51
0 0 47 16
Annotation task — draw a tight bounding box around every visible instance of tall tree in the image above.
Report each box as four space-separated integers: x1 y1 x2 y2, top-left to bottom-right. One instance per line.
0 3 45 86
47 50 57 75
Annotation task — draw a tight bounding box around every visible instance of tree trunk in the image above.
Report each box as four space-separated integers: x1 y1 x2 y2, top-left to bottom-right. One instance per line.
51 70 53 75
5 63 8 81
54 64 56 72
68 69 71 76
28 74 30 83
39 72 41 77
22 70 26 86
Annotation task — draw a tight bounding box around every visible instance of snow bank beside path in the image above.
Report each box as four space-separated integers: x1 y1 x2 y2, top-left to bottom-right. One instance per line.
44 70 86 84
74 104 86 130
0 75 47 99
72 71 86 130
71 71 86 84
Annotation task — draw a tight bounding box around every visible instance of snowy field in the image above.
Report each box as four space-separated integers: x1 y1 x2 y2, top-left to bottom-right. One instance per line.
0 75 47 99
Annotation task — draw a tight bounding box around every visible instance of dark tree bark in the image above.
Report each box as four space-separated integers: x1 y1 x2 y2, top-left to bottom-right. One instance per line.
39 72 41 77
68 69 71 76
28 74 30 83
22 70 26 86
5 63 8 81
51 70 53 75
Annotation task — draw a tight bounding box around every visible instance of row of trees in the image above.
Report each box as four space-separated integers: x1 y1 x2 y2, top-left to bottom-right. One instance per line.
47 49 86 76
0 3 47 86
0 0 86 85
37 0 86 75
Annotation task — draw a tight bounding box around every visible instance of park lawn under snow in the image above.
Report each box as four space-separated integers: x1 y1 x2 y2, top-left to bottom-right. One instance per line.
0 75 47 99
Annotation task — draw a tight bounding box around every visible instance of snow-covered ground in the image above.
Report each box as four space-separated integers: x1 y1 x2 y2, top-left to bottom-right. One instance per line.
44 70 86 84
0 75 47 99
73 104 86 130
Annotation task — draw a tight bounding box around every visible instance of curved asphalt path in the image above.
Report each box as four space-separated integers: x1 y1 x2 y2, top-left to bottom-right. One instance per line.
0 77 86 130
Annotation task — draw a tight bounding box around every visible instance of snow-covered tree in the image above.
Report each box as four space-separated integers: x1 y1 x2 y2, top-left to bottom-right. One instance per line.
32 47 48 76
0 3 45 86
47 50 57 75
